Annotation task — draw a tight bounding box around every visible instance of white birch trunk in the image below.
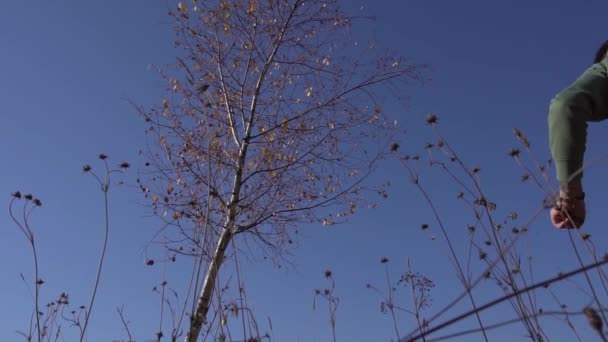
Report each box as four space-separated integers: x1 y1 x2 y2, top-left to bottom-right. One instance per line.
185 226 233 341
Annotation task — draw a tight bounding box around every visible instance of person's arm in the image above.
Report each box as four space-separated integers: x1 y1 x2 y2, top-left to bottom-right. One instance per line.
547 91 588 192
548 95 587 228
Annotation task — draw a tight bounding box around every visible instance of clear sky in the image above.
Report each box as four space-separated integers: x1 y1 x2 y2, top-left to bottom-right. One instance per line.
3 1 608 341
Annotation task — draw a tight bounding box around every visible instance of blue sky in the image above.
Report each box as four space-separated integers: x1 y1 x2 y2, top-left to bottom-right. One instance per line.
3 1 608 341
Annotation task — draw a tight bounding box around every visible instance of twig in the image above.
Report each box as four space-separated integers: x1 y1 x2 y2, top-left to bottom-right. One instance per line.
117 306 133 342
403 257 608 342
80 160 114 342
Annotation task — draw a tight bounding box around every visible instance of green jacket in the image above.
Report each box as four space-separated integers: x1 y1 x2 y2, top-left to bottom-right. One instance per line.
548 56 608 183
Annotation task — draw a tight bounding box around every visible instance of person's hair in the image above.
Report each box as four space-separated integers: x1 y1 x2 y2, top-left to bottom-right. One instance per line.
594 40 608 63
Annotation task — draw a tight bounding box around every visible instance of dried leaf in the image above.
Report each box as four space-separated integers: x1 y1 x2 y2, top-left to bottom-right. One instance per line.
178 2 188 12
246 0 257 14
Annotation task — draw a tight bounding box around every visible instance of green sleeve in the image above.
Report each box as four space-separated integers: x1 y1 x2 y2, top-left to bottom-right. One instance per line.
548 60 608 184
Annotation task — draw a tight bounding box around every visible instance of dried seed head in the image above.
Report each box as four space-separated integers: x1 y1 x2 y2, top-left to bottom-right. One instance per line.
380 257 389 263
324 270 332 278
513 128 531 148
426 113 438 125
83 164 92 172
390 143 400 152
508 148 520 158
581 233 591 240
421 223 429 230
119 162 130 169
584 307 603 333
145 259 155 266
33 199 42 207
24 194 33 201
98 154 108 160
12 191 21 199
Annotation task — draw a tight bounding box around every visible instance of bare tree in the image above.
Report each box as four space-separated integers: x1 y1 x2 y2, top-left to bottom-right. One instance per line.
136 0 424 340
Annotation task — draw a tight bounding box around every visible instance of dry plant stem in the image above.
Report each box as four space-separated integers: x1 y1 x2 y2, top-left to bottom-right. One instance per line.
404 257 608 342
407 276 426 341
327 277 339 342
402 206 544 340
401 161 488 341
10 199 42 342
117 306 133 342
232 240 249 341
580 239 608 297
433 127 538 336
185 154 214 332
329 297 337 342
158 230 167 342
215 272 231 342
513 134 554 191
565 229 608 325
79 167 112 342
548 289 583 341
511 155 549 194
384 265 402 341
459 180 541 332
30 234 41 341
426 308 596 342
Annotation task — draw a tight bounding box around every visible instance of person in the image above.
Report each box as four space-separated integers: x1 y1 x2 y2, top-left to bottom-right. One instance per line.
548 40 608 229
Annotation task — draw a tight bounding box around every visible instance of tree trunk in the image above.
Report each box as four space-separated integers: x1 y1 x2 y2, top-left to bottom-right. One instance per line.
186 227 233 341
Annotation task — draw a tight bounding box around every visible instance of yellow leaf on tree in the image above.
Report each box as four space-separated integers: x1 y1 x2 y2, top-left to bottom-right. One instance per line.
152 195 159 202
172 211 181 220
178 2 188 11
247 0 257 14
167 185 174 194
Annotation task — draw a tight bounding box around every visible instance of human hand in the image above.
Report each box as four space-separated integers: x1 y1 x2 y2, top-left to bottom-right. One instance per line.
550 193 586 229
